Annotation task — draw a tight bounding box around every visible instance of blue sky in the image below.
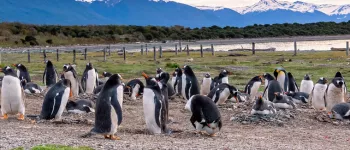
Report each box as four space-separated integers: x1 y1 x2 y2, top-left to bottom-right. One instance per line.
171 0 350 7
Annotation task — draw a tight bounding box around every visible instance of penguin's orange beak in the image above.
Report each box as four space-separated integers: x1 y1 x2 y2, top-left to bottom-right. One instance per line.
142 72 149 79
258 95 262 99
0 68 2 72
259 75 264 83
234 96 238 103
12 64 17 67
69 89 73 98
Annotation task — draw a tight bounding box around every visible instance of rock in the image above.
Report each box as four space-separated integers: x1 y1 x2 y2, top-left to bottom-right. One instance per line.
242 121 248 125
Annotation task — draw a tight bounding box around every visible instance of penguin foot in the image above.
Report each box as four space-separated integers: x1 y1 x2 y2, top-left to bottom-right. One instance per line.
209 133 217 137
104 135 110 139
1 114 8 120
109 135 121 140
17 114 25 121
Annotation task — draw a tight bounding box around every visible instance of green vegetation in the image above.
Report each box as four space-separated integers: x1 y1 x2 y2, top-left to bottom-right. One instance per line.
1 21 350 47
1 50 349 90
12 145 93 150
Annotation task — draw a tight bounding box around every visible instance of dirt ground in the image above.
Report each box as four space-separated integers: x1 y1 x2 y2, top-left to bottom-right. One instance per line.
1 93 350 150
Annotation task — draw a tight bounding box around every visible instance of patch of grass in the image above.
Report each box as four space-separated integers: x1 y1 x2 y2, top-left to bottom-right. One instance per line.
31 144 93 150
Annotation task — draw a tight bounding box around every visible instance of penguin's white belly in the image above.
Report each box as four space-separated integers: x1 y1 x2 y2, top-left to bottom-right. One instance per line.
131 84 140 100
277 75 285 91
1 76 24 115
117 85 124 108
251 109 273 115
222 77 229 84
64 72 78 97
109 104 119 135
326 84 345 111
250 82 261 99
54 88 70 120
181 75 187 100
200 78 212 95
300 80 314 94
185 95 195 112
217 88 230 105
171 77 176 89
311 84 327 110
143 89 161 134
264 79 269 88
85 69 97 94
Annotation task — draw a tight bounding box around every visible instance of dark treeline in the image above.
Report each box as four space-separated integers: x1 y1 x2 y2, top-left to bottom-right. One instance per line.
1 21 350 46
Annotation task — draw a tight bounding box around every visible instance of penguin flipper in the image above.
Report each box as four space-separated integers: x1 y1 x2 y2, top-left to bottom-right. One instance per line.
185 79 191 100
111 92 123 125
324 85 330 107
43 68 47 84
308 87 315 105
154 95 162 128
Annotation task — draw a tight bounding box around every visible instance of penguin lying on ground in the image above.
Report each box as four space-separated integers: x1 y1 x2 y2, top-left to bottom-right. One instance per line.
251 96 276 115
142 72 169 134
188 95 222 136
43 60 59 87
200 73 212 96
309 77 328 111
182 65 200 100
66 99 95 114
325 76 345 112
287 72 299 92
300 74 314 94
274 67 288 92
81 74 124 140
13 63 31 87
285 91 309 104
211 69 232 90
207 83 238 105
21 80 43 94
328 102 350 120
263 73 275 88
81 63 99 94
272 92 296 109
0 66 26 120
263 79 283 102
244 75 263 100
124 79 144 100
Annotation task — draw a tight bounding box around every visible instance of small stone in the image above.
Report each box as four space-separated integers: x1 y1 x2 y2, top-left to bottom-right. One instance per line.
332 121 340 126
277 120 284 127
242 121 248 125
230 117 237 121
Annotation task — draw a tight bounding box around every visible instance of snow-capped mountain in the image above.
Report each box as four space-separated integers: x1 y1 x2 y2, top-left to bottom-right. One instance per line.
331 5 350 15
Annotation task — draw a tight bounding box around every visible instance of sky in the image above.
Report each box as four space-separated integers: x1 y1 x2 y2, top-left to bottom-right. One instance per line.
171 0 350 8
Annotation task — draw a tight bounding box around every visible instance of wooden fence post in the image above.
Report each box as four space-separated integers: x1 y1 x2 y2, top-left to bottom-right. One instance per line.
27 50 30 63
84 48 87 60
211 44 215 56
56 49 59 61
346 41 349 56
294 41 297 56
252 42 255 55
146 44 148 55
200 44 203 58
153 46 156 61
73 49 76 63
43 49 47 62
123 47 126 61
141 45 144 55
159 46 162 58
108 45 111 56
179 41 182 52
103 48 106 62
175 44 178 55
186 45 189 56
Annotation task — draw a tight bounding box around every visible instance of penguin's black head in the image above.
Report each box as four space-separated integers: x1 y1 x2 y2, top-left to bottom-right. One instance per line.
207 118 222 131
174 67 182 76
0 66 17 77
204 73 211 78
156 68 163 74
183 65 195 76
172 71 177 77
287 72 294 79
317 77 328 84
102 71 112 78
263 73 275 81
219 69 232 78
85 63 93 70
304 74 311 80
142 72 160 89
332 77 344 88
63 64 70 72
46 60 53 67
252 76 263 82
157 72 170 85
106 74 123 86
274 67 286 78
13 63 27 71
335 72 343 79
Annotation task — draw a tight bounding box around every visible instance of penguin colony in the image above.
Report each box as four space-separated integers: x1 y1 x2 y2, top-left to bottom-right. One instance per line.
1 61 350 140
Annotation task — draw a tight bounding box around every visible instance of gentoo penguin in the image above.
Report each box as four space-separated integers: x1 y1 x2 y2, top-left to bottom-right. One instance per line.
141 72 168 134
211 69 232 90
66 99 95 114
93 84 104 95
155 69 175 97
244 76 263 100
263 73 275 88
98 71 112 85
274 67 288 92
124 79 144 100
63 64 81 97
171 72 177 90
13 63 31 87
251 96 276 115
309 77 328 111
182 65 200 100
272 92 296 109
188 95 222 136
43 60 58 87
0 66 25 120
155 68 163 79
40 79 72 121
325 76 345 112
285 91 309 104
200 73 212 96
207 83 238 105
263 80 283 102
81 74 124 140
328 102 350 120
300 74 314 94
22 80 42 94
173 67 183 95
287 72 299 92
81 63 98 94
335 72 347 98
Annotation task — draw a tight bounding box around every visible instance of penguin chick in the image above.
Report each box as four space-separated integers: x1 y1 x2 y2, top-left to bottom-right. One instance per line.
207 83 238 105
272 92 296 109
285 91 309 104
300 74 314 94
329 102 350 120
251 96 276 115
66 99 95 114
310 77 328 111
200 73 212 96
325 77 345 112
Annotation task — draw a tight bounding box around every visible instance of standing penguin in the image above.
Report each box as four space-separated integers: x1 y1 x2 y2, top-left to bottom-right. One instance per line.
155 69 175 98
171 72 177 91
188 95 222 136
309 77 328 111
182 65 200 100
40 79 72 121
211 70 232 90
272 92 296 109
329 102 350 120
263 73 275 88
63 64 81 97
325 77 345 112
274 67 288 92
98 71 112 85
251 96 276 115
300 74 314 94
124 79 144 100
287 72 299 92
335 72 347 98
244 76 263 100
13 63 31 87
81 74 124 140
0 66 25 120
142 72 168 134
200 73 212 96
207 83 238 105
263 80 283 102
43 60 58 87
173 67 183 95
81 63 99 94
